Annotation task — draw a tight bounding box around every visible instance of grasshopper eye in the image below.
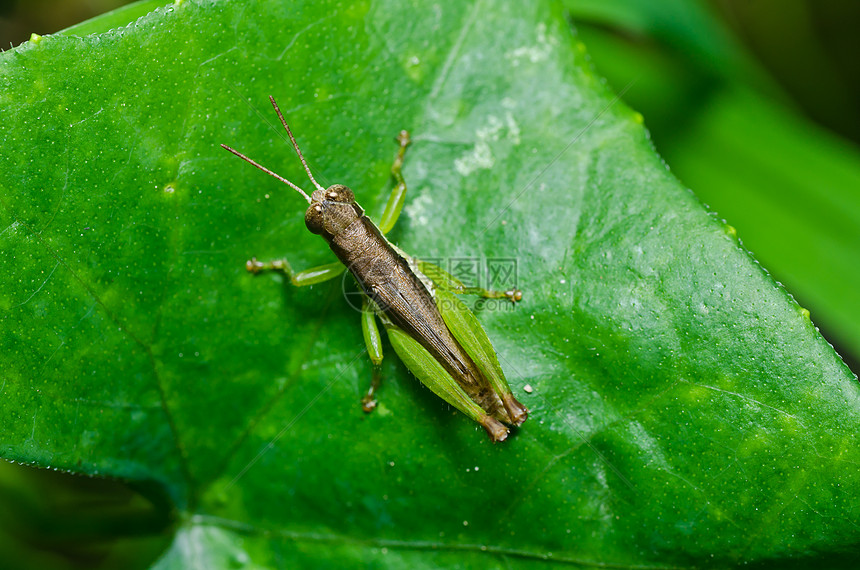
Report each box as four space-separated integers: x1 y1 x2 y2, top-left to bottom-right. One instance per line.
305 204 325 234
324 184 354 203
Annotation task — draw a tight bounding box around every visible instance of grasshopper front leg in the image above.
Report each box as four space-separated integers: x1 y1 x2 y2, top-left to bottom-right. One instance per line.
247 257 386 413
377 131 520 303
246 257 345 286
377 130 411 235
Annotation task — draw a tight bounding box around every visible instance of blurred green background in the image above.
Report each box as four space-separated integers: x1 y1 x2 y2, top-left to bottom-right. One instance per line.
563 0 860 378
0 0 132 46
1 0 858 567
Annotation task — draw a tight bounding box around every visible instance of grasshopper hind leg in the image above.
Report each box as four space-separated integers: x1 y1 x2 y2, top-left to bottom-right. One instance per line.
482 416 510 442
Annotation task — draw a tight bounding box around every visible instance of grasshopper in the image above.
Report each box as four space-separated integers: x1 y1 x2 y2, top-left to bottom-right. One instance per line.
222 97 528 442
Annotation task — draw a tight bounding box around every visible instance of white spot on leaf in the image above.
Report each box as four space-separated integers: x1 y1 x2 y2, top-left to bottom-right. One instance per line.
454 112 522 176
506 23 557 66
404 191 434 226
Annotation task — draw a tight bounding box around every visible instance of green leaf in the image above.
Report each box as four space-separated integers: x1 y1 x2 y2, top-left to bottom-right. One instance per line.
1 0 858 568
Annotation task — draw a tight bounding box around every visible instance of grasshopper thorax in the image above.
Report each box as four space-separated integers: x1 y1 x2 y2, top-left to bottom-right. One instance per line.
305 184 364 238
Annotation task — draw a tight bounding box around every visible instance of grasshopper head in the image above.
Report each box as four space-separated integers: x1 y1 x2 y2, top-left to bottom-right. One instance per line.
305 184 363 237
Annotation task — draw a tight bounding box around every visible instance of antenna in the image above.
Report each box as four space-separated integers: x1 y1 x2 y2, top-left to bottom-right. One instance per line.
221 96 328 204
268 96 325 193
220 143 312 203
